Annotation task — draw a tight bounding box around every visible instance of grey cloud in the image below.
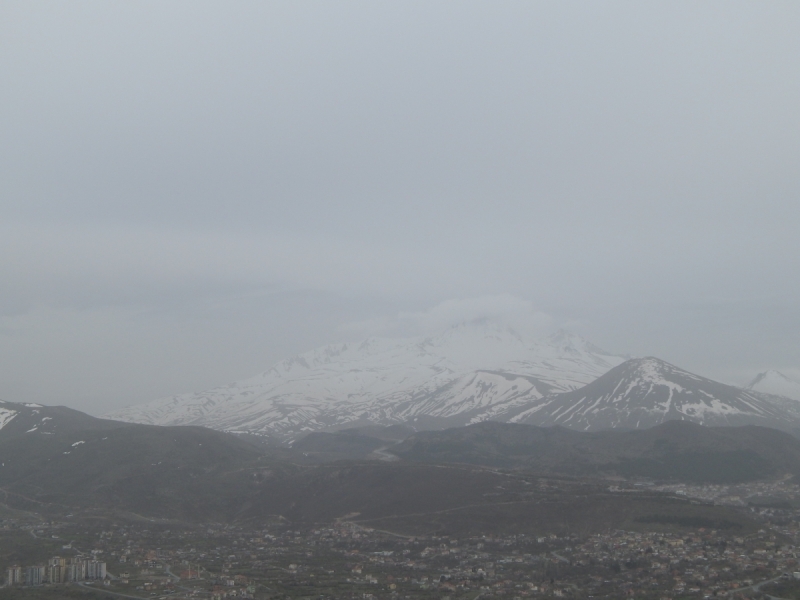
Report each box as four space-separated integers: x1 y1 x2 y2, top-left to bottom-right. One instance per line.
339 295 555 339
1 1 798 412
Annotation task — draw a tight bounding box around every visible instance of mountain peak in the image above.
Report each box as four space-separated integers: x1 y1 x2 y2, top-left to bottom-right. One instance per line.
511 356 796 433
629 356 684 378
432 318 525 341
747 369 800 401
545 329 619 359
106 323 625 440
749 369 793 386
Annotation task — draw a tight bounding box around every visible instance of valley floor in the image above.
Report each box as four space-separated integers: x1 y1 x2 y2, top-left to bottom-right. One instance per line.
4 479 800 599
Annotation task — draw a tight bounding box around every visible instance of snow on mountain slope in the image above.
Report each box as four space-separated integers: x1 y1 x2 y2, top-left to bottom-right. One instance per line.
0 405 17 430
747 370 800 402
510 357 800 432
106 321 626 440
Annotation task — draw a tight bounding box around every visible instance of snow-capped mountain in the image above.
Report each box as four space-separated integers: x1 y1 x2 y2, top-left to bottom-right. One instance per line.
747 370 800 402
106 321 626 440
509 357 800 432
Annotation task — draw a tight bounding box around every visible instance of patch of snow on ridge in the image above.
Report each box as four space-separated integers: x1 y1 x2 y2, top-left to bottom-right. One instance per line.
0 408 17 430
676 399 744 420
636 358 687 393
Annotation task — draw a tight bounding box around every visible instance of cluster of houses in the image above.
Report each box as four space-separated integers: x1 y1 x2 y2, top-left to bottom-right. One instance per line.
9 503 800 598
5 555 107 586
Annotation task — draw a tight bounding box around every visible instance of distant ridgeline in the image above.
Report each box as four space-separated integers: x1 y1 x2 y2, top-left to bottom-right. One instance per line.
104 322 800 441
1 395 800 531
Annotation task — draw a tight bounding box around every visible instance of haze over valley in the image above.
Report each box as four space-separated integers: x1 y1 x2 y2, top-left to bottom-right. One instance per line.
2 1 800 598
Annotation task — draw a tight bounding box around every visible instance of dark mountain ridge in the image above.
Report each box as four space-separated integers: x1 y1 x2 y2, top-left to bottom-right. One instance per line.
2 405 752 536
391 419 800 483
0 401 268 521
0 398 784 534
0 399 124 440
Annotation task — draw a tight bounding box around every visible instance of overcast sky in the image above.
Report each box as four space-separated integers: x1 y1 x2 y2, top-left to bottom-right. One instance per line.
2 1 799 415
